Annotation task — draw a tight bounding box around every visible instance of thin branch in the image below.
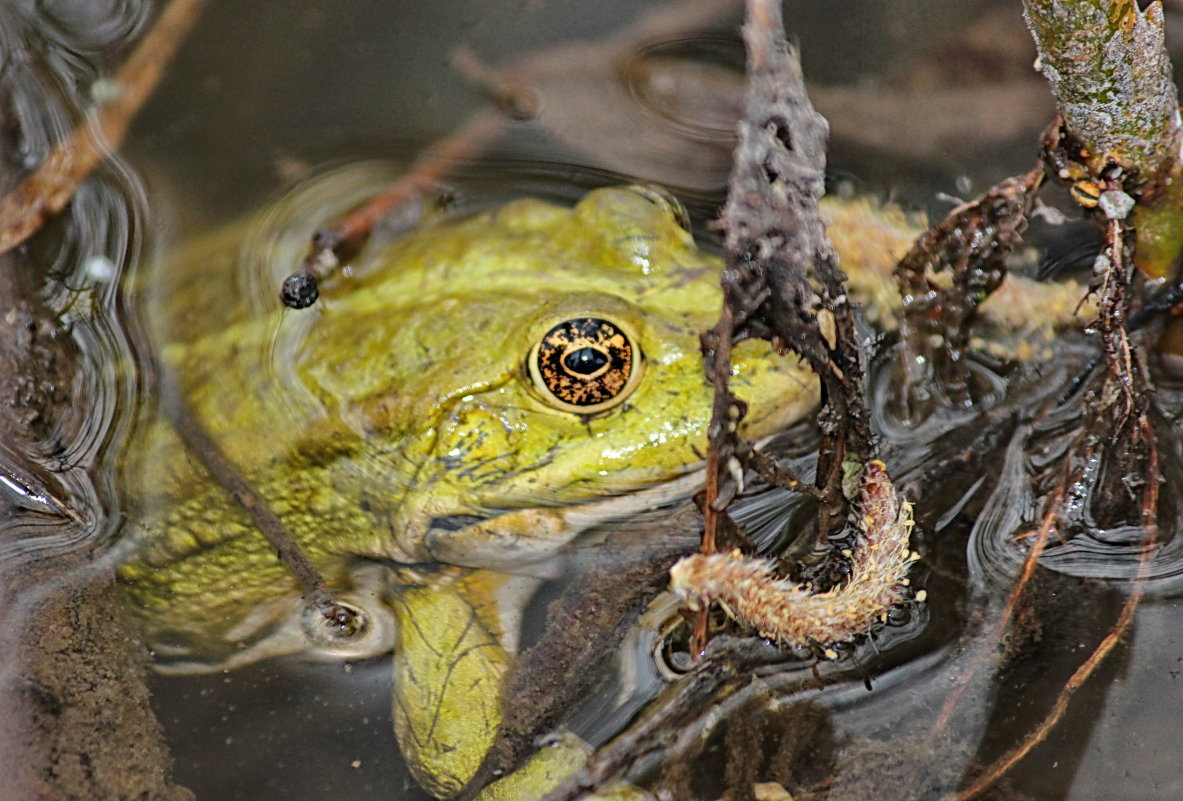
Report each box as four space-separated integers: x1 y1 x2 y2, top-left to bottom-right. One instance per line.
1025 0 1180 177
158 372 363 642
932 493 1058 733
280 107 507 308
0 0 208 255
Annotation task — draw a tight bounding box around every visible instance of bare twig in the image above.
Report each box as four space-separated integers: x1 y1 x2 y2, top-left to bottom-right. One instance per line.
282 0 746 309
280 107 507 308
1025 0 1180 174
0 0 208 255
158 372 363 644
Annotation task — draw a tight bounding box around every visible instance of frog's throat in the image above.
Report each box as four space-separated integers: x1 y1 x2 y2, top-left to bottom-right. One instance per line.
419 467 707 572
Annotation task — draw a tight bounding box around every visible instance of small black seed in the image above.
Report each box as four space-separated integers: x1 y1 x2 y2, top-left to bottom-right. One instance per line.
281 271 319 308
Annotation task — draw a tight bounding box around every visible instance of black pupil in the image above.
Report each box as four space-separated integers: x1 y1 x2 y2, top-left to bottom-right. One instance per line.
563 347 608 375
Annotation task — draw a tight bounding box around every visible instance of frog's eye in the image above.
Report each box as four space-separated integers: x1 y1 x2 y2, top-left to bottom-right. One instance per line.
528 317 643 413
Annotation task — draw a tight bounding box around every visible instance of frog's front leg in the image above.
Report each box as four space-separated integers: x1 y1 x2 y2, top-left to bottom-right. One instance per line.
391 568 522 797
390 567 646 800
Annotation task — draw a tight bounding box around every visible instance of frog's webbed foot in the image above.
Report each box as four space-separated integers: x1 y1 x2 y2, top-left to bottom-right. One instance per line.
469 731 650 801
391 567 651 800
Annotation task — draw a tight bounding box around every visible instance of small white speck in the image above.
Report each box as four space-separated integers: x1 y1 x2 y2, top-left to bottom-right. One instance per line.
85 255 117 283
90 77 122 104
351 760 362 769
1098 190 1135 220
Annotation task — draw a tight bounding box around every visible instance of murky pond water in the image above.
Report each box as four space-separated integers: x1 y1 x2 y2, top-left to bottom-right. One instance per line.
5 1 1183 800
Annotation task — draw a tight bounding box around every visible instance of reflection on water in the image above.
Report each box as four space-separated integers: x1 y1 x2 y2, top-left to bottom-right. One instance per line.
0 0 147 554
4 1 1183 801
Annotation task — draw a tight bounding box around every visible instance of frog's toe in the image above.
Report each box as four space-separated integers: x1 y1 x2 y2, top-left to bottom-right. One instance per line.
473 731 653 801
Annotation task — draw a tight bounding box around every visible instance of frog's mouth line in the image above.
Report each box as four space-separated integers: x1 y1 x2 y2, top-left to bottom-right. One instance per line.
421 466 709 573
419 423 802 573
427 513 491 532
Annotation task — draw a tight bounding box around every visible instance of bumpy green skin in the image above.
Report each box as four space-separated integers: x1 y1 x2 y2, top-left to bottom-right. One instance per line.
116 186 817 797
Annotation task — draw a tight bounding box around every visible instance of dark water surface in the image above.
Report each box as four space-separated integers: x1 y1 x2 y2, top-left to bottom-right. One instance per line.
5 1 1183 800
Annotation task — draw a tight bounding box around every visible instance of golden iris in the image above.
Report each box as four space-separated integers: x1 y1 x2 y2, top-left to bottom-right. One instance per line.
528 317 641 413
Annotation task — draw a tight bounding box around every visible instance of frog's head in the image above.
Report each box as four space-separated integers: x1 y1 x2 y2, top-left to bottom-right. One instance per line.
295 186 817 568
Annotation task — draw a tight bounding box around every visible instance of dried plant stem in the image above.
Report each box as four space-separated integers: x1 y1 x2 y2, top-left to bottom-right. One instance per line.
696 302 740 653
0 0 208 255
690 0 879 662
892 168 1042 410
1053 211 1159 531
696 0 873 653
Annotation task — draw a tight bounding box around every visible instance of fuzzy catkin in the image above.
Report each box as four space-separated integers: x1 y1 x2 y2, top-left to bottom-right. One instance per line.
670 460 918 648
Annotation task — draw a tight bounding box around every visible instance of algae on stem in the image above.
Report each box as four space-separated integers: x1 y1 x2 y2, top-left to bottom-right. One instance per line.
1024 0 1183 278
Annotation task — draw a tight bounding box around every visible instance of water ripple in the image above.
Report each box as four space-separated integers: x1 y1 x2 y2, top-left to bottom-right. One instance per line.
0 3 145 564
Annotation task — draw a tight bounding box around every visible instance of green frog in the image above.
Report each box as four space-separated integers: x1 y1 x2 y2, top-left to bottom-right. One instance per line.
115 181 1087 799
116 183 816 799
